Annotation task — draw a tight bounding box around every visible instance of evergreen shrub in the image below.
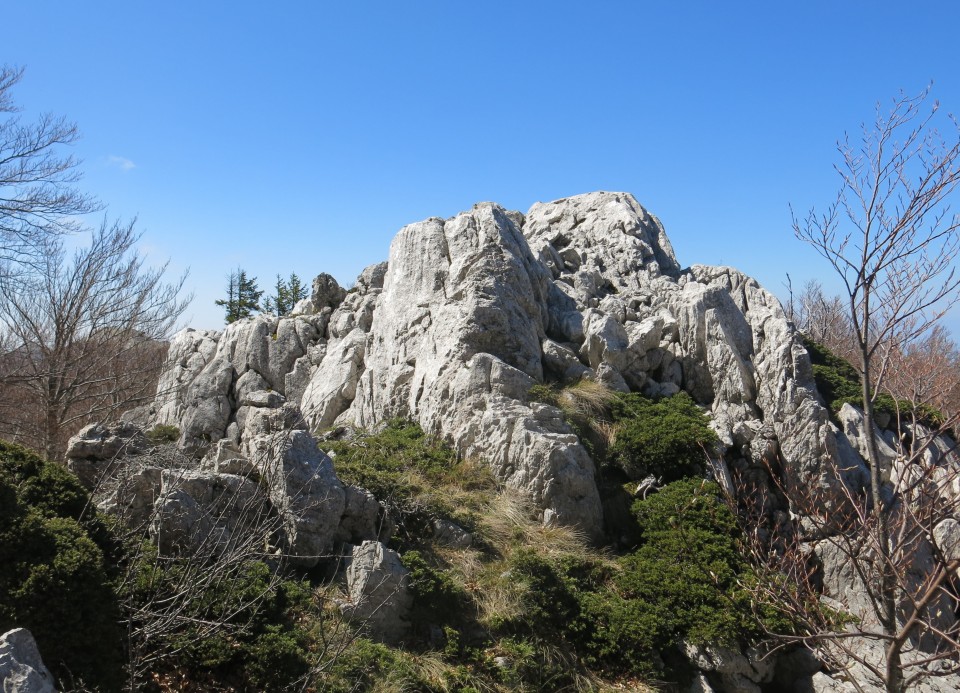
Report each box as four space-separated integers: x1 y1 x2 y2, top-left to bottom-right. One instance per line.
0 440 124 691
609 392 718 482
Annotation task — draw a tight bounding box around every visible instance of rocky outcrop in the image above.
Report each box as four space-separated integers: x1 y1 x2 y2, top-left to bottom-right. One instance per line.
85 424 385 567
153 315 326 455
0 629 55 693
683 642 775 693
65 421 150 489
150 468 267 556
341 540 412 643
147 192 874 543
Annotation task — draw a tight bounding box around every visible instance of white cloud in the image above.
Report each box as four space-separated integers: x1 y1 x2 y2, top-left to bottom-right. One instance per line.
106 155 136 171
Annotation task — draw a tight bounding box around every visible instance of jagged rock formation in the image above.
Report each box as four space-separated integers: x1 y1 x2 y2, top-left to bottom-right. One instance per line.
65 421 150 488
340 540 412 643
139 191 960 690
145 192 872 539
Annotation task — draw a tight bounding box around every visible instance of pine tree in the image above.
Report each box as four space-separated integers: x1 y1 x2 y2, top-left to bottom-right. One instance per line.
236 270 262 319
287 273 307 309
215 269 262 323
214 270 240 323
262 273 307 317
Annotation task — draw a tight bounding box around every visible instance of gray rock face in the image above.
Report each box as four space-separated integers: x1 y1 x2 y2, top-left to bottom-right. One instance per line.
0 629 55 693
836 402 897 479
684 642 775 693
156 313 325 455
150 469 268 556
934 518 960 561
97 466 164 529
305 202 603 535
341 540 411 642
246 431 347 566
65 421 150 488
154 328 221 427
311 272 347 311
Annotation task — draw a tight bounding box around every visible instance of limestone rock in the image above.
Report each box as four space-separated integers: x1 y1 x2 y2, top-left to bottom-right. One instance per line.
934 518 960 561
337 485 387 543
147 191 880 543
150 469 267 556
65 421 149 489
154 328 221 428
300 329 366 431
432 518 473 548
311 272 347 311
177 355 235 455
0 629 55 693
246 431 347 566
836 403 898 479
356 262 388 292
684 642 774 693
241 389 285 408
200 439 257 477
328 202 602 535
97 466 163 528
541 338 591 381
341 541 411 642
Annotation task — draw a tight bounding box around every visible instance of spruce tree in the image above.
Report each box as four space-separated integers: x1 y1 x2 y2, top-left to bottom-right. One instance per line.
215 269 262 323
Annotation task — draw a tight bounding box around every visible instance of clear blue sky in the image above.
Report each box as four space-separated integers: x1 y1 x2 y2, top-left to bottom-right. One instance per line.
5 1 960 330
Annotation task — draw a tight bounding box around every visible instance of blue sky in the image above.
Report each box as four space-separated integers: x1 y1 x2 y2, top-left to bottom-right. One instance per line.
5 1 960 330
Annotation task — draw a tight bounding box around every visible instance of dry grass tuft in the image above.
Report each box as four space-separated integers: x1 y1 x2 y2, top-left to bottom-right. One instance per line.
559 379 617 419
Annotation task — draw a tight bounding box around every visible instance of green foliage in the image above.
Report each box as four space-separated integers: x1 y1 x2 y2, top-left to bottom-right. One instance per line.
0 440 124 691
263 272 308 316
402 550 466 627
325 419 492 547
609 392 718 482
215 267 263 323
527 383 560 408
622 479 759 647
243 626 311 691
499 480 767 681
320 638 436 692
145 423 180 444
0 440 89 520
803 338 862 417
804 337 948 430
125 551 313 691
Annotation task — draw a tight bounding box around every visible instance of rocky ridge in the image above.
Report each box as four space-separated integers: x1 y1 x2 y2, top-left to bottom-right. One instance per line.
59 191 960 692
146 192 865 539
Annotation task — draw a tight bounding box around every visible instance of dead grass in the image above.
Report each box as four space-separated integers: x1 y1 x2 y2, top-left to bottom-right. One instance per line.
558 379 617 420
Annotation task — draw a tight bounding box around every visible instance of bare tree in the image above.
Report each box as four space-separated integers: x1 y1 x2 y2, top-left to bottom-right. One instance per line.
0 219 190 460
787 277 858 360
0 65 99 263
789 87 960 692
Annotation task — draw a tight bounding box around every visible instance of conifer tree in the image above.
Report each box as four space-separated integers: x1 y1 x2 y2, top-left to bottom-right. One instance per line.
215 269 262 323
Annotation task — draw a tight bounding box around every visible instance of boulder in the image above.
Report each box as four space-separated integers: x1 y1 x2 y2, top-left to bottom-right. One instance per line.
0 629 56 693
311 272 347 311
341 541 412 642
246 430 347 566
150 469 267 556
65 421 149 489
684 642 775 693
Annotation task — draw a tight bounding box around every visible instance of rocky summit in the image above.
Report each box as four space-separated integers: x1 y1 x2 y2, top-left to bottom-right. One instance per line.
148 191 855 539
51 191 957 692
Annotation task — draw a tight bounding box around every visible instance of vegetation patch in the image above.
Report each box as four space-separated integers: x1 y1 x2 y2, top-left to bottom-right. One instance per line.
0 440 125 691
145 423 180 444
609 391 718 482
324 419 496 549
804 337 948 430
